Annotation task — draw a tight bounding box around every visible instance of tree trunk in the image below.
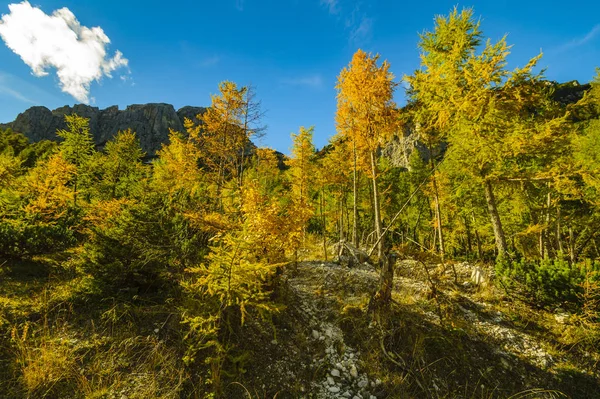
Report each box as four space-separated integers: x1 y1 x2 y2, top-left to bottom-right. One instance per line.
544 191 552 259
413 198 424 243
472 210 483 259
344 196 350 241
429 148 445 262
338 191 344 242
556 204 564 255
475 230 483 260
483 180 508 259
464 215 473 257
352 142 359 248
569 225 576 264
375 252 394 309
370 151 383 258
321 187 327 261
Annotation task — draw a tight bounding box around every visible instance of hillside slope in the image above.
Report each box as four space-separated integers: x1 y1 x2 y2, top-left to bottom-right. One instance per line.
1 256 598 398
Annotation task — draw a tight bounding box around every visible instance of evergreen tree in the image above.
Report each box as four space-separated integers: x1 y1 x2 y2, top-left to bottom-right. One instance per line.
56 114 96 207
96 129 146 200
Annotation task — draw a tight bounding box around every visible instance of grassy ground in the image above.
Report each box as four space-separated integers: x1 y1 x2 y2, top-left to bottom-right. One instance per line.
0 251 598 398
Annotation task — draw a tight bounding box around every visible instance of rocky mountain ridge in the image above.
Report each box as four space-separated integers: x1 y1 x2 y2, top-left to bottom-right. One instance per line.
0 103 207 155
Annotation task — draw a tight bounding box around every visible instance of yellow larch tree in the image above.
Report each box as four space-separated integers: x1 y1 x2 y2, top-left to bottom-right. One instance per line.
56 114 96 207
336 49 398 258
320 136 354 247
153 129 203 198
405 7 483 263
190 81 264 212
285 126 316 261
22 153 76 222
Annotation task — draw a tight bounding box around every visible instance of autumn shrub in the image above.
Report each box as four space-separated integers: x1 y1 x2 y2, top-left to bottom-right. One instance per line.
496 257 600 309
181 230 282 395
0 215 77 258
80 194 210 290
0 151 80 259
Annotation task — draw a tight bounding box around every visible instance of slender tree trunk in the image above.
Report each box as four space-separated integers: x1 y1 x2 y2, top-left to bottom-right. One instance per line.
429 147 445 261
345 196 350 241
483 180 508 259
475 229 483 260
370 150 383 258
352 142 359 247
321 187 327 261
413 199 424 243
338 191 344 242
239 100 250 190
239 148 245 189
556 204 564 255
544 191 552 259
216 162 225 212
464 215 473 257
529 209 544 258
472 211 483 259
569 225 576 264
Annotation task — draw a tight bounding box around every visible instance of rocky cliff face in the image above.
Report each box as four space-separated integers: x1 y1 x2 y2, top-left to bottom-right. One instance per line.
0 103 206 155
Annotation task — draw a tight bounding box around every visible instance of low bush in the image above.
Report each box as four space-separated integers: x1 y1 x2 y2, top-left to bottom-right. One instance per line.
496 257 600 309
0 217 77 259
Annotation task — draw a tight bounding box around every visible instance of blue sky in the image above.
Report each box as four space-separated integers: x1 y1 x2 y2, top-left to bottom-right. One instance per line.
0 0 598 153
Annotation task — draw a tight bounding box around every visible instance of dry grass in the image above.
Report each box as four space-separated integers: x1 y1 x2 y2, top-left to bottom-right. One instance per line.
1 249 599 398
0 257 192 399
11 322 80 397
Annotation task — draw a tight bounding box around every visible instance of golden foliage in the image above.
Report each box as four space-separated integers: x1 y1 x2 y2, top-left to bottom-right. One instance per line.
22 153 75 221
153 129 203 196
336 49 398 168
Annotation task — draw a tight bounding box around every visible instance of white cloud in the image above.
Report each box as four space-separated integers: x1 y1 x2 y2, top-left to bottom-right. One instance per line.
0 70 60 105
0 1 129 104
320 0 339 15
281 75 323 88
0 83 34 103
0 71 33 102
320 1 373 44
555 24 600 53
199 55 220 67
580 25 600 44
349 15 373 44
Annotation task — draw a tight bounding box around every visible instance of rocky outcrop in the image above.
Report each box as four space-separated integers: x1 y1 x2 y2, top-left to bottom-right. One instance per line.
1 104 207 155
551 80 590 105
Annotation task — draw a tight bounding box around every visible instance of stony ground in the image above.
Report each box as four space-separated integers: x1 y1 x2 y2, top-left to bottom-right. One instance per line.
287 261 381 399
2 256 599 398
267 259 600 398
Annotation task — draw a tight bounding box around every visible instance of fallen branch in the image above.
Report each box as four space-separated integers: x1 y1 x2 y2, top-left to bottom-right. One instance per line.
336 240 370 265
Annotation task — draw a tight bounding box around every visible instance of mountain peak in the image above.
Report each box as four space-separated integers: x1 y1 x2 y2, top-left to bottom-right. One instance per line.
1 103 207 155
